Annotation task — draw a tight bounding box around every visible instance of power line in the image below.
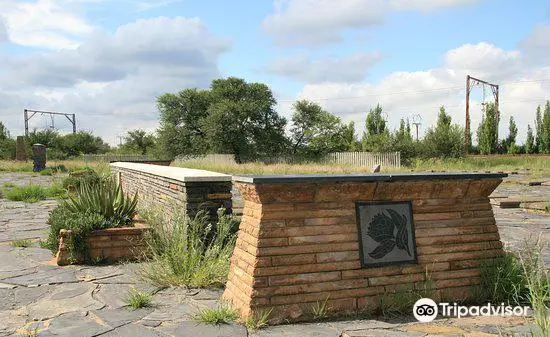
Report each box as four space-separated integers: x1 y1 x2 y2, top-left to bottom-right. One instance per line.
277 78 550 103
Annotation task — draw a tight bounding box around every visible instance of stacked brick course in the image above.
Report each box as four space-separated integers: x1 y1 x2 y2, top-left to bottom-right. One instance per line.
110 162 232 221
222 174 506 323
56 225 150 265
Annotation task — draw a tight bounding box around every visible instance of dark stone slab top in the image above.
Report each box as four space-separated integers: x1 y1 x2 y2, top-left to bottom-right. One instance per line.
232 172 508 184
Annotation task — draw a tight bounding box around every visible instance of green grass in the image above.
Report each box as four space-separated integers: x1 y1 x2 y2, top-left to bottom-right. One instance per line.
4 184 49 203
0 160 110 175
124 287 152 309
3 183 67 203
479 253 529 305
10 239 32 248
311 296 330 320
137 207 238 288
245 309 272 330
194 305 238 324
3 182 15 188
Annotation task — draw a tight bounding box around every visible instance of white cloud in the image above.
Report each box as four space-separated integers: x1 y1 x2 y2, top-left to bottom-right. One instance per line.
1 0 95 49
0 16 231 144
390 0 478 11
265 52 383 83
262 0 387 47
293 43 550 144
262 0 482 47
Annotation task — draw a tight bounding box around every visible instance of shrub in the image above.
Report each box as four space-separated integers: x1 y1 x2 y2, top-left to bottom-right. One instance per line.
62 169 100 191
5 184 49 203
42 205 111 253
63 178 137 226
138 207 238 288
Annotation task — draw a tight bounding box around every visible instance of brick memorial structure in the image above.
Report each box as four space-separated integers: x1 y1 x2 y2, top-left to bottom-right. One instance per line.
110 162 233 221
222 173 507 323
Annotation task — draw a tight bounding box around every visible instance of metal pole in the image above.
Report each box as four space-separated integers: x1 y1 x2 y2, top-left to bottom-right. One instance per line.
465 75 470 153
24 109 28 137
72 114 76 133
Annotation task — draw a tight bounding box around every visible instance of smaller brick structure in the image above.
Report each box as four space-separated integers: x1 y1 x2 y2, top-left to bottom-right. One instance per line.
110 162 233 222
56 224 150 265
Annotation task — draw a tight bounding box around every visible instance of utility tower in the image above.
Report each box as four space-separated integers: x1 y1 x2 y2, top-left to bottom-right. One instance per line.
24 109 76 136
465 75 499 153
411 114 422 141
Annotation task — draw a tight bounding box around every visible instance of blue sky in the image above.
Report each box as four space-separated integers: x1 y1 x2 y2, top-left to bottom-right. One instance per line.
1 0 549 144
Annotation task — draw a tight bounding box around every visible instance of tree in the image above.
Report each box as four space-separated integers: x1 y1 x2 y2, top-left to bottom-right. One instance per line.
392 118 416 163
505 116 518 154
476 103 500 154
343 122 359 151
525 125 535 154
122 130 156 155
57 131 110 157
422 106 465 158
361 104 391 152
535 105 543 153
157 77 287 162
290 100 350 159
0 122 15 159
26 129 60 148
540 100 550 154
157 88 211 157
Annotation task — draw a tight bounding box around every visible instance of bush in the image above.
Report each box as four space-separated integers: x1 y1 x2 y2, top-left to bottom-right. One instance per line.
42 205 112 253
138 207 239 288
5 185 49 203
62 169 100 190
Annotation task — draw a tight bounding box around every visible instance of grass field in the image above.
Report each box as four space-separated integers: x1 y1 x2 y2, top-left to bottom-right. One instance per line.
174 155 550 177
0 160 110 175
2 155 549 178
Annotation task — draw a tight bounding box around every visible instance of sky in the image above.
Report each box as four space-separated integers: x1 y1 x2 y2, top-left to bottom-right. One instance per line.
0 0 549 145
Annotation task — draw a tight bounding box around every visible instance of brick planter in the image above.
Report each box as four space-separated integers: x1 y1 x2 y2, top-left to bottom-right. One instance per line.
56 223 150 266
222 173 507 323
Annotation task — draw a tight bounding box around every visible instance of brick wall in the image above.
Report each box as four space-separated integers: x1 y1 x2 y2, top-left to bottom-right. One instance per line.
110 162 232 221
222 175 505 323
56 225 150 265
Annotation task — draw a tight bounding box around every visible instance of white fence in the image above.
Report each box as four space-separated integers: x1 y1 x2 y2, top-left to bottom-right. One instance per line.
175 152 401 168
81 154 171 162
85 152 401 168
323 152 401 168
173 154 236 165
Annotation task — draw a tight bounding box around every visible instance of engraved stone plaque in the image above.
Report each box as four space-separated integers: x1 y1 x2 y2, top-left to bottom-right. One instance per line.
355 201 418 268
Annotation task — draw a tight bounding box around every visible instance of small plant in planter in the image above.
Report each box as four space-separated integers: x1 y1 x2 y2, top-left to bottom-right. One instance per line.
44 178 141 265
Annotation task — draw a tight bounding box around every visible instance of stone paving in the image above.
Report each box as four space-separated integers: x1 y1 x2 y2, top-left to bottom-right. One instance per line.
0 172 548 337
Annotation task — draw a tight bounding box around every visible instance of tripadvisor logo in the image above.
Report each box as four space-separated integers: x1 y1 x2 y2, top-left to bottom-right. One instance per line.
413 298 530 322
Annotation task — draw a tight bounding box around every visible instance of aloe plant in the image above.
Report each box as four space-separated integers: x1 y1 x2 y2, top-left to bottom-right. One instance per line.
63 178 138 226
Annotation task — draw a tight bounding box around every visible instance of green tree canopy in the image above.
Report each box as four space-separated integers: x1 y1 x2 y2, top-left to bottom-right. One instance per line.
540 100 550 154
525 125 535 154
122 129 156 155
361 104 391 152
476 103 500 155
290 100 350 159
422 106 465 158
57 131 110 157
0 122 15 159
505 116 518 154
157 77 287 162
